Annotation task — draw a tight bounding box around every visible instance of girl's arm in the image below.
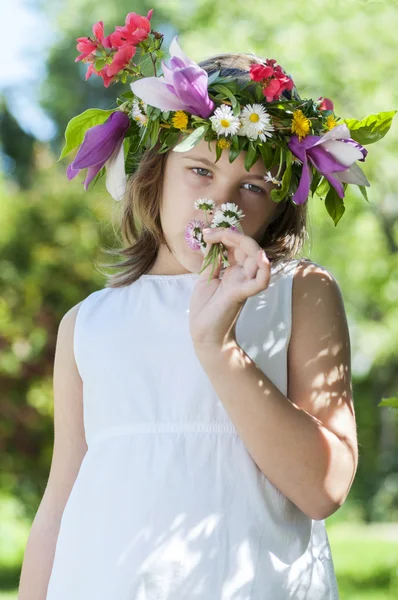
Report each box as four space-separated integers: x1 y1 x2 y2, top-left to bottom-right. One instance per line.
194 261 358 522
18 302 87 600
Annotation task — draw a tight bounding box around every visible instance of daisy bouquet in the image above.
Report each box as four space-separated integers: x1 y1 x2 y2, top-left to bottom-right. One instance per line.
61 7 396 226
185 200 245 281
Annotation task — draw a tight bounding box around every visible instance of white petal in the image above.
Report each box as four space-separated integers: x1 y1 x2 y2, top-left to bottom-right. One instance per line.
168 35 197 67
105 143 127 202
321 139 364 166
312 123 351 145
334 162 370 187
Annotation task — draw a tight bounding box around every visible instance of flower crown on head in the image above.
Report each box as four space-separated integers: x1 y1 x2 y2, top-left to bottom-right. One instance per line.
61 7 396 226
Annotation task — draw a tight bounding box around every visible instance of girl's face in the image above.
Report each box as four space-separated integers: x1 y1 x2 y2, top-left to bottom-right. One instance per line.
152 139 285 275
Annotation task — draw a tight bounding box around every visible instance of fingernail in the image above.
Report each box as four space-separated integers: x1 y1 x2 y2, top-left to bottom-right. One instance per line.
203 228 212 234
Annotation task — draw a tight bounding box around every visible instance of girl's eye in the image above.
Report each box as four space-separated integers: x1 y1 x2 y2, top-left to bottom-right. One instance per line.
189 167 265 195
190 167 212 178
244 183 265 194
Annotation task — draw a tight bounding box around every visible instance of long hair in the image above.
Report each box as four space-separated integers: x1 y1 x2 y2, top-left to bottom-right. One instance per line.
97 52 311 288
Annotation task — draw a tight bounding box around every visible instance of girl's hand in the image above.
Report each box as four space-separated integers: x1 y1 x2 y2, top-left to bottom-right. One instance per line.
189 227 271 351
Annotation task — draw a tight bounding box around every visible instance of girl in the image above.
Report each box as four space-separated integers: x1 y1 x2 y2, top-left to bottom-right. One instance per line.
20 12 391 598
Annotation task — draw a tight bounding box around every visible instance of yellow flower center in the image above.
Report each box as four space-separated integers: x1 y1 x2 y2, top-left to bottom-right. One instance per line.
291 109 311 141
325 115 338 130
249 113 260 123
217 138 231 150
172 110 189 130
220 119 231 128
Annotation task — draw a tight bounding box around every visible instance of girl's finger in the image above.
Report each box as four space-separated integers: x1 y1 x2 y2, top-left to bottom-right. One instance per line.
203 227 260 258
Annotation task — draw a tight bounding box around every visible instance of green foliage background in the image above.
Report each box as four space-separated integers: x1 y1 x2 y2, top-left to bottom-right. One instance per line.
1 0 398 596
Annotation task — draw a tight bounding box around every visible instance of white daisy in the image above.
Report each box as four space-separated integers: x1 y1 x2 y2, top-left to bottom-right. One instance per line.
263 171 282 186
209 104 241 137
238 103 274 142
131 99 148 128
194 198 216 212
212 213 241 228
220 202 245 221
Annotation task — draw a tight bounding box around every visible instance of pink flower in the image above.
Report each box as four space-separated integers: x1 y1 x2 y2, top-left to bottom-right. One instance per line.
185 219 206 251
75 21 111 62
108 10 153 48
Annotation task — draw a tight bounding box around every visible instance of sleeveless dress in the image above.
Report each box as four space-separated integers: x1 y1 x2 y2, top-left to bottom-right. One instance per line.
45 258 340 600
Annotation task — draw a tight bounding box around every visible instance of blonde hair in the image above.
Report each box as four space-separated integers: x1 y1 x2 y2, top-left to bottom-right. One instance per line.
98 52 311 288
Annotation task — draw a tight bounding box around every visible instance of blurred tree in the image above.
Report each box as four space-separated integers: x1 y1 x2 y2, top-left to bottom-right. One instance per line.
0 98 35 189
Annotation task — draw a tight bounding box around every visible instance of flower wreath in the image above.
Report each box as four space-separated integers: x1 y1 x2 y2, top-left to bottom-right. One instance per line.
61 8 396 227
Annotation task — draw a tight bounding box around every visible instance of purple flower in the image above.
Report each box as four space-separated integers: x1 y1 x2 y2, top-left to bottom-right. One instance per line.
67 111 130 195
130 36 215 119
288 124 370 205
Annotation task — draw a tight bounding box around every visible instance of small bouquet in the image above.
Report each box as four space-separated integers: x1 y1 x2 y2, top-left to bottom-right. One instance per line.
185 200 245 282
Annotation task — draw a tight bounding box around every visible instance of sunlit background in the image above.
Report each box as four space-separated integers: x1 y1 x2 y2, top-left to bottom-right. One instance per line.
1 1 398 598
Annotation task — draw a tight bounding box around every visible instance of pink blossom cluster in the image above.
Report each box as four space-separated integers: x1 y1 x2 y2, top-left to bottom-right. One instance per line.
75 9 154 87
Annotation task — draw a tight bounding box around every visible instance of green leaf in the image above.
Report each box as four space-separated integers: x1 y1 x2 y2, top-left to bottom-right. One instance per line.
258 143 274 170
231 135 239 152
119 91 134 100
58 109 115 161
229 144 241 163
172 125 206 152
341 111 397 145
310 170 323 197
207 70 221 86
215 143 223 163
211 83 241 115
270 151 292 203
94 58 106 71
315 176 331 198
149 119 160 150
244 141 258 171
358 184 370 203
378 396 398 409
325 186 345 226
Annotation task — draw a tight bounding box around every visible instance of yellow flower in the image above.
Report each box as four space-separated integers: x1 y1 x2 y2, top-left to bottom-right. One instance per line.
291 109 311 141
172 110 189 130
217 138 231 150
325 115 338 130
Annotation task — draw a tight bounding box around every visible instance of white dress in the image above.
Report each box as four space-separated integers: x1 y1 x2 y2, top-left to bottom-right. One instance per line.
46 259 340 599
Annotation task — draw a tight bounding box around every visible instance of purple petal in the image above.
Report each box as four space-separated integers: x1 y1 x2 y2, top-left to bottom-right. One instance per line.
292 151 312 205
340 138 368 161
171 67 215 118
320 171 345 198
71 112 130 170
67 162 80 180
130 77 188 111
307 145 349 174
83 161 107 190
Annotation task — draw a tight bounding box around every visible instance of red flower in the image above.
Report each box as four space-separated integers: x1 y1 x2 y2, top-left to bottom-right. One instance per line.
249 60 294 102
108 10 153 48
317 97 334 111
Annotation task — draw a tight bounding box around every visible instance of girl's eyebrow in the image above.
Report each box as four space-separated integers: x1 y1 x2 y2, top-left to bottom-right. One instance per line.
182 155 266 182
